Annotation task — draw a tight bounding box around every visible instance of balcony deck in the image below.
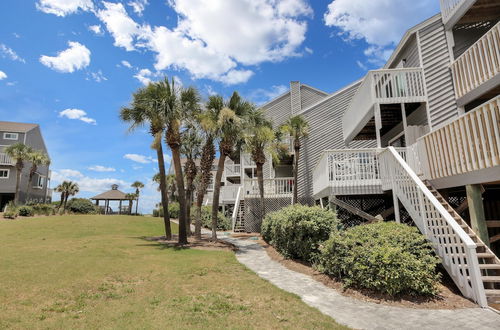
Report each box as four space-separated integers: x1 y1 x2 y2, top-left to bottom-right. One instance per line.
0 153 15 166
243 178 294 198
343 68 427 144
440 0 500 30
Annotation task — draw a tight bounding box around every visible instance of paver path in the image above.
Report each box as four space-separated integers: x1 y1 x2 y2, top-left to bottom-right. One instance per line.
220 235 500 330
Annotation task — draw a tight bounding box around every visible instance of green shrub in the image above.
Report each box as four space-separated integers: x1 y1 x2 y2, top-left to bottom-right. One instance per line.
200 206 231 231
261 205 340 262
154 202 179 219
67 198 97 214
316 222 440 296
18 206 35 217
31 204 56 216
3 201 18 219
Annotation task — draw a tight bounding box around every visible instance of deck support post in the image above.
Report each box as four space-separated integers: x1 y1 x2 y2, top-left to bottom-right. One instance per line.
119 200 122 215
466 184 489 246
401 103 408 143
105 199 108 215
393 192 401 223
374 103 382 148
328 195 336 214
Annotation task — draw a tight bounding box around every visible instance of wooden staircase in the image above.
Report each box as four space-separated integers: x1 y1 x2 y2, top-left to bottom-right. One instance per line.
425 181 500 305
233 200 245 232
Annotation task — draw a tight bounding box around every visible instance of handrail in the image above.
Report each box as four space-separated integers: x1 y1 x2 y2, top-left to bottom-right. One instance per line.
231 186 242 231
379 147 486 306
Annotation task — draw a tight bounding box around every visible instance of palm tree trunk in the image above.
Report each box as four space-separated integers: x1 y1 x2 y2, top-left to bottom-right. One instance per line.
171 145 188 244
211 154 226 240
256 162 265 222
14 162 22 204
195 194 203 239
156 144 172 240
293 145 300 205
63 194 69 211
135 195 139 215
59 192 65 209
185 184 193 235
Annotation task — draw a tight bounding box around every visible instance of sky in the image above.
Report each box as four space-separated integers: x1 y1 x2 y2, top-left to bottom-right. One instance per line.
0 0 440 213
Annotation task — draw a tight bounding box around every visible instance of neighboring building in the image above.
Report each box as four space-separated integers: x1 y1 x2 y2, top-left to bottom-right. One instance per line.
0 121 51 210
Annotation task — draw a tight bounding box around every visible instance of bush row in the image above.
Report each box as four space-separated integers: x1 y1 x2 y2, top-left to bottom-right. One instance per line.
3 198 98 219
153 203 231 231
261 205 440 296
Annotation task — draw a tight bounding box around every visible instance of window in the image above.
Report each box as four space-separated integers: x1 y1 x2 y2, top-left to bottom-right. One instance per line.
34 175 44 188
0 169 9 179
3 132 18 140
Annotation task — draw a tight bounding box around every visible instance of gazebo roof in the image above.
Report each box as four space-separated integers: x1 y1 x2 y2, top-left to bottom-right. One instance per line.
91 185 129 200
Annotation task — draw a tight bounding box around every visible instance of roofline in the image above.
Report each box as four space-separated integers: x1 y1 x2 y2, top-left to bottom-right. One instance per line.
259 90 290 109
0 122 39 133
298 78 363 115
301 84 329 96
383 13 442 69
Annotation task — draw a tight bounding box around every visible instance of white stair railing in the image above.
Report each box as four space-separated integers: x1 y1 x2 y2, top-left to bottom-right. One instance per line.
379 147 487 307
231 186 242 232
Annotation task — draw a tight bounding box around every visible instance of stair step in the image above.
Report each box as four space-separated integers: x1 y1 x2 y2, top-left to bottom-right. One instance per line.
480 264 500 269
482 276 500 283
477 253 496 259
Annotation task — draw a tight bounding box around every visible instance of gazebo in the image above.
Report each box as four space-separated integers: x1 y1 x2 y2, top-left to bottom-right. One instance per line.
91 184 132 215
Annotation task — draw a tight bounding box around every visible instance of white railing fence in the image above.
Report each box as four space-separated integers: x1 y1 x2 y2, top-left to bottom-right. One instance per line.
343 68 426 143
231 186 242 231
220 185 240 202
420 95 500 180
379 147 487 307
244 178 294 197
0 153 14 165
451 20 500 99
224 164 241 177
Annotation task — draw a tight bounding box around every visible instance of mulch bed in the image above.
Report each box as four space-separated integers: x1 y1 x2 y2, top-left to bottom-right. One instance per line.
143 234 238 251
257 238 476 310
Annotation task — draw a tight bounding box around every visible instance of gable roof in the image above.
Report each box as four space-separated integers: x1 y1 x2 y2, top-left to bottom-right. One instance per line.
91 189 129 200
259 83 329 109
0 121 38 133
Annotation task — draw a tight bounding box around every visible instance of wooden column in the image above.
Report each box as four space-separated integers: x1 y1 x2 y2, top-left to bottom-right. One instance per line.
105 199 108 215
328 195 336 214
393 192 401 223
466 184 489 246
401 103 408 144
374 103 382 148
119 200 122 215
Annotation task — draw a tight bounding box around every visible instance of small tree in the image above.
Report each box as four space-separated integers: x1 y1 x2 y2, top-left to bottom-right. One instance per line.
5 143 32 204
280 115 309 204
125 193 137 215
131 181 144 215
55 181 80 211
25 150 51 202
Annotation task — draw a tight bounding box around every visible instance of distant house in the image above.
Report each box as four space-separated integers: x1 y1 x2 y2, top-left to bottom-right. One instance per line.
0 121 51 210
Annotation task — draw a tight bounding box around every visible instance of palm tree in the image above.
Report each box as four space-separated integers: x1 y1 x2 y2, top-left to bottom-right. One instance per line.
181 120 202 233
125 193 137 215
153 172 170 222
131 181 145 215
4 143 33 204
160 78 201 244
211 92 251 240
120 82 172 239
165 174 177 202
243 108 277 222
280 115 309 204
55 181 79 211
193 96 219 239
25 150 51 202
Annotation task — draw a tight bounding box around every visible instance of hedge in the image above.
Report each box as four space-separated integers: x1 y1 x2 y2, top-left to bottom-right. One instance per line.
261 205 340 262
315 222 440 296
67 198 98 214
18 206 35 217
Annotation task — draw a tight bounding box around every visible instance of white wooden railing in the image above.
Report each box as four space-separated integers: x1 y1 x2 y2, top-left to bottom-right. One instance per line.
224 164 241 177
451 20 500 99
420 95 500 180
0 153 14 165
241 154 255 167
244 178 294 197
379 147 487 307
220 185 240 202
231 186 242 231
343 68 426 143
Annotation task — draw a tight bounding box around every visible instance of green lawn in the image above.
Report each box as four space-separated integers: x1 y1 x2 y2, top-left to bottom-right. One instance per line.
0 215 346 329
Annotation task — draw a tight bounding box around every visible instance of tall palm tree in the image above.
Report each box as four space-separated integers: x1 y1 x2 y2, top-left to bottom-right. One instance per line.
120 82 172 239
25 150 51 202
153 172 170 222
125 193 137 215
181 121 202 233
55 181 79 211
4 143 33 204
159 77 200 244
131 181 145 215
280 115 309 204
193 96 219 239
211 92 251 240
165 174 177 202
243 108 277 222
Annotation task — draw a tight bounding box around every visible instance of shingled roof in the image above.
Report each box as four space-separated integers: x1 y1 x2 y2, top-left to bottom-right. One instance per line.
91 185 129 200
0 121 38 133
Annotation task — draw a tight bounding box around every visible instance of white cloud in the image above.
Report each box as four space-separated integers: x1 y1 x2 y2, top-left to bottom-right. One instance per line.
88 165 116 172
128 0 148 16
59 108 96 125
324 0 437 64
218 69 254 85
12 33 21 38
0 71 6 80
52 169 128 193
96 2 142 51
88 24 103 35
87 70 107 82
6 81 17 86
133 68 153 85
36 0 94 17
304 47 313 54
52 169 84 180
124 153 156 164
0 44 25 63
121 60 132 68
356 60 367 71
40 41 91 73
250 84 288 104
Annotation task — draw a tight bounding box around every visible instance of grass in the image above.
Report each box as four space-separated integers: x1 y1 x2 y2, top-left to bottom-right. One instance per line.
0 215 347 329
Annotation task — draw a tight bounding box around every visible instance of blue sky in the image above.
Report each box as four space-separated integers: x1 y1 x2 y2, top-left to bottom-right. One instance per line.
0 0 439 212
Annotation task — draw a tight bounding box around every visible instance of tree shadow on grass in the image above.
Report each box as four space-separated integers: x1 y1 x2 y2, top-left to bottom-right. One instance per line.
132 235 237 252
